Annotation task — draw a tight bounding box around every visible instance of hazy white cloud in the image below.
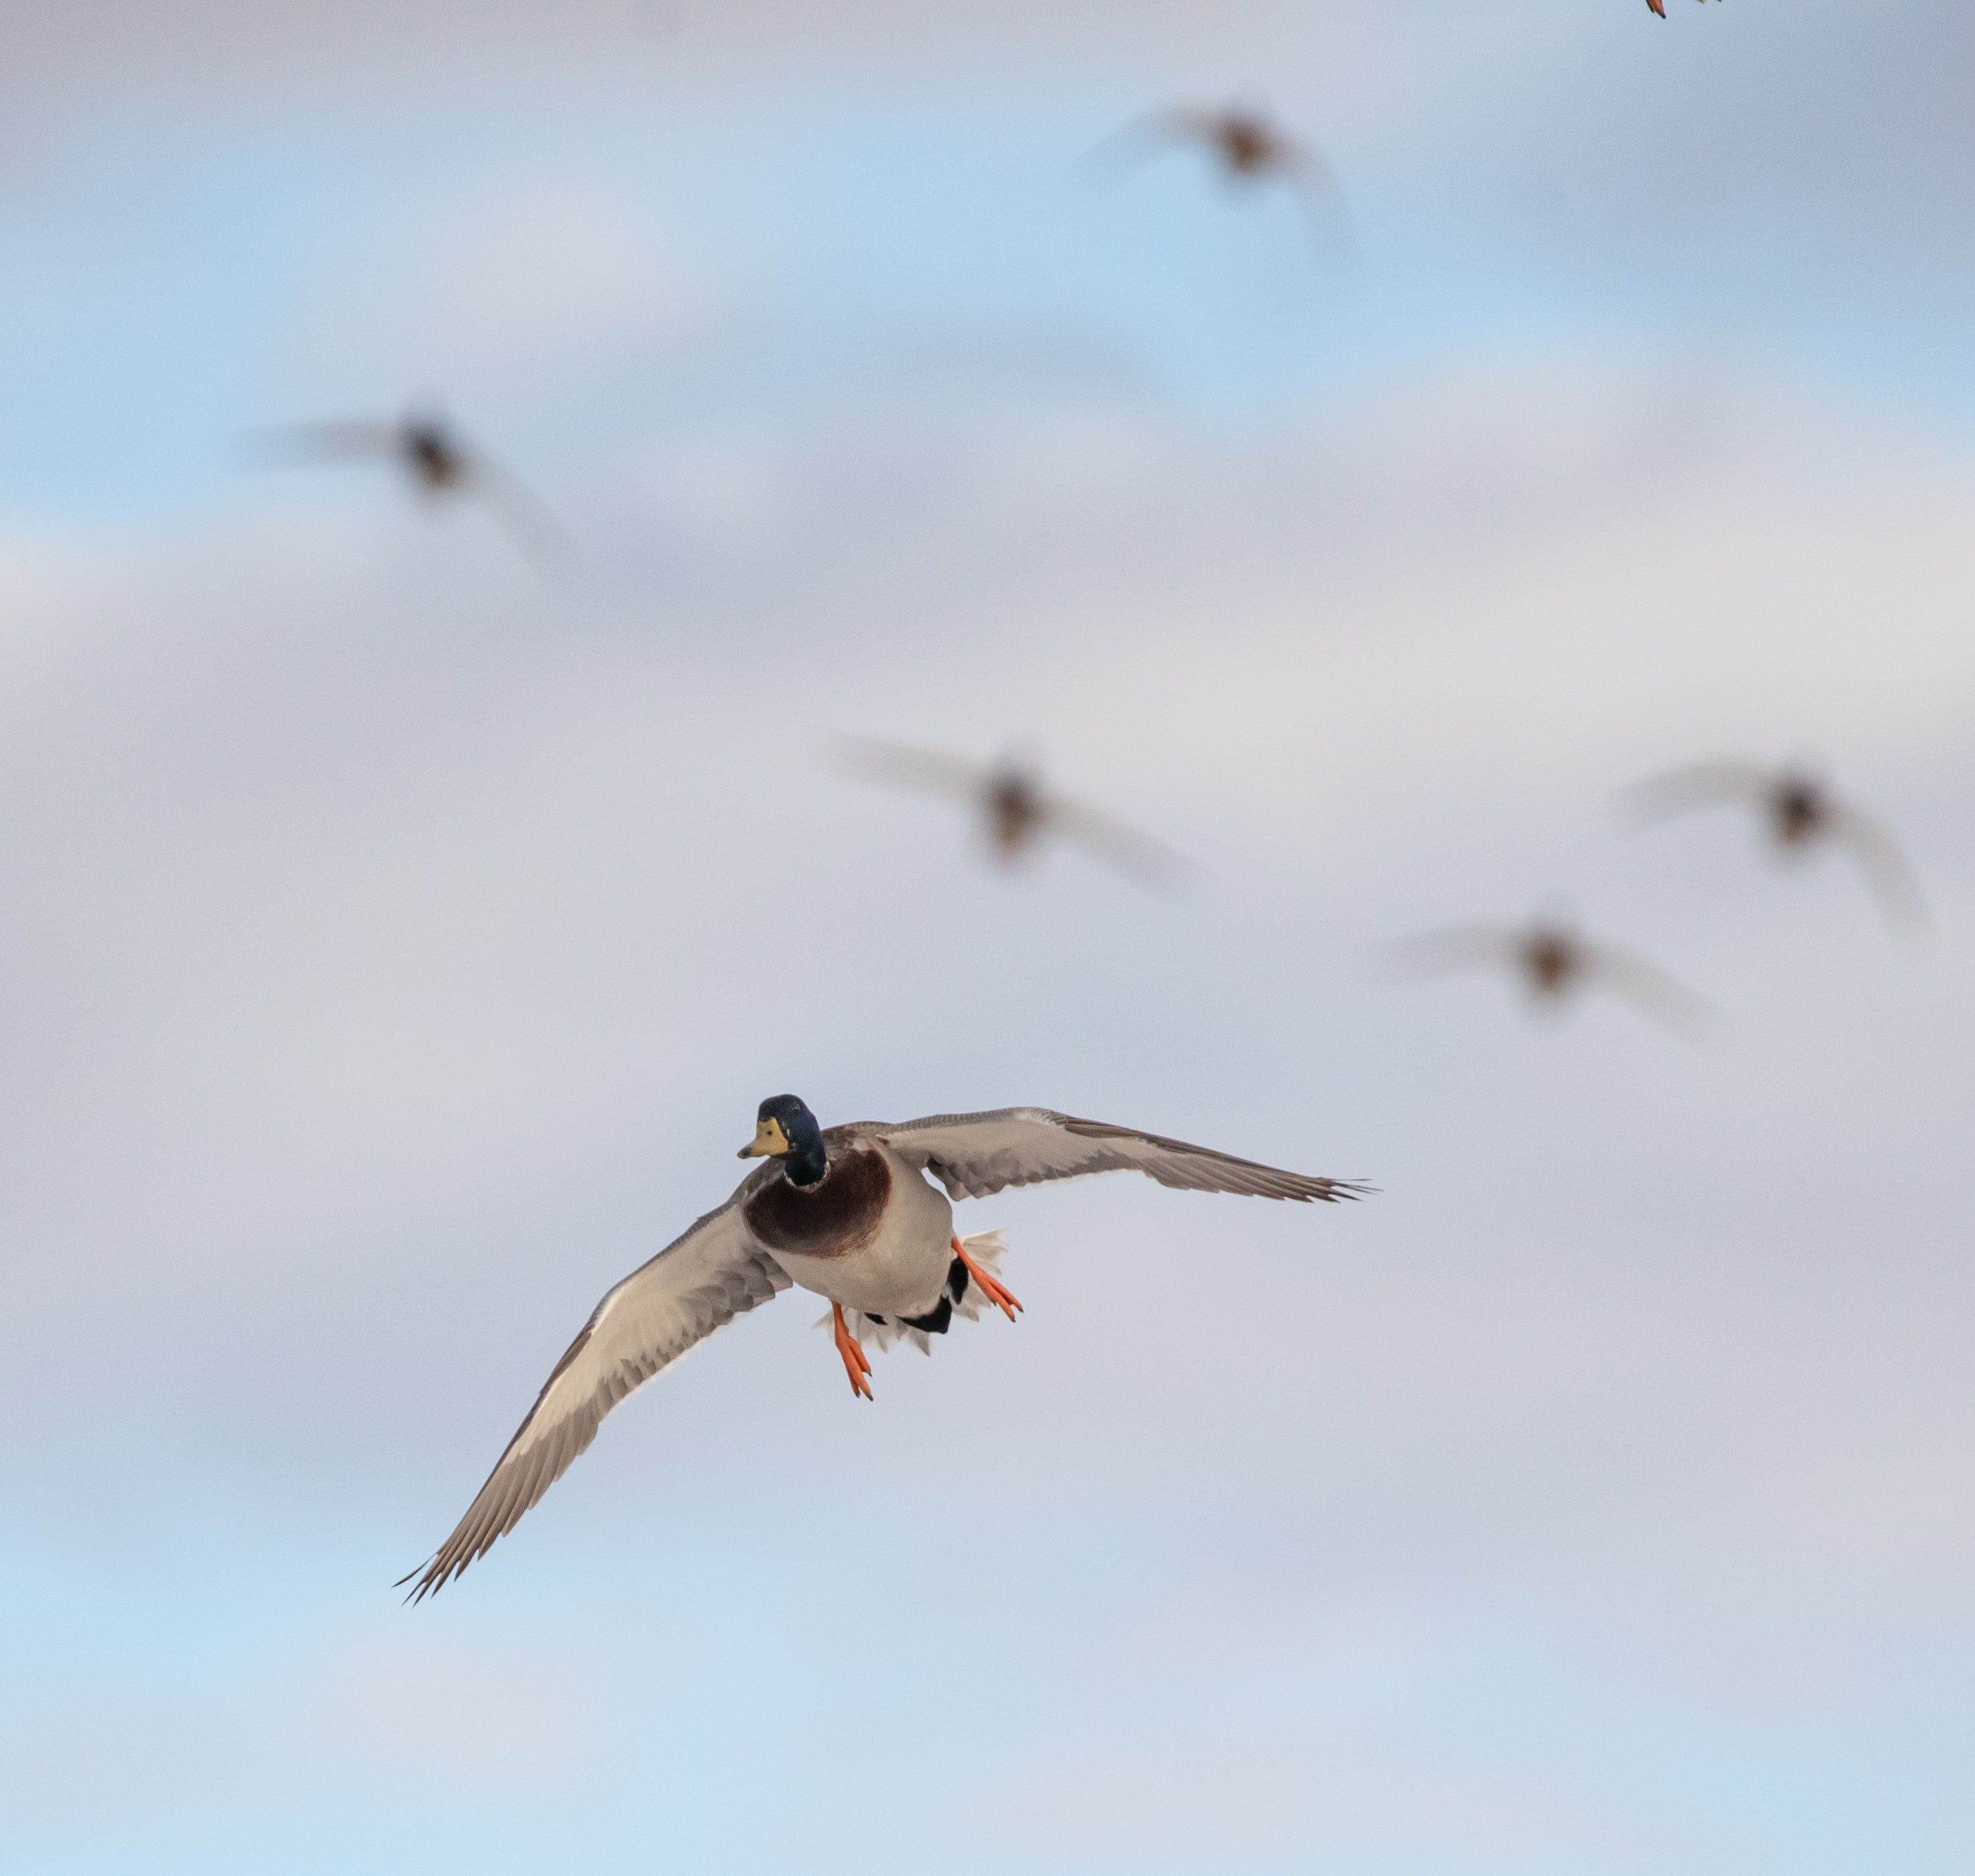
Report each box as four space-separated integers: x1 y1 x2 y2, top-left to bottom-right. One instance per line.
0 2 1476 114
276 179 729 397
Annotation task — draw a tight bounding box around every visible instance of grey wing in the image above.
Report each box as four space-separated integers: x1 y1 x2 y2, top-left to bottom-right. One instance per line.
243 420 405 468
1043 794 1186 889
464 454 578 576
1080 106 1218 178
1384 923 1522 978
836 737 989 802
399 1186 789 1601
836 1108 1368 1204
1830 805 1931 934
1275 142 1357 264
1616 758 1773 826
1581 942 1717 1038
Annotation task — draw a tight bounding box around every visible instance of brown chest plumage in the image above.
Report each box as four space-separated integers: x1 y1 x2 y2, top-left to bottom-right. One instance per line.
743 1147 893 1259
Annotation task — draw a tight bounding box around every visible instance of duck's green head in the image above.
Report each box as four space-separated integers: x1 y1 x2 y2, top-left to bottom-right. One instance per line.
738 1094 827 1186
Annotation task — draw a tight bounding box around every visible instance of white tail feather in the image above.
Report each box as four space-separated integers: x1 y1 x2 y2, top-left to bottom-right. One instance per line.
812 1230 1011 1355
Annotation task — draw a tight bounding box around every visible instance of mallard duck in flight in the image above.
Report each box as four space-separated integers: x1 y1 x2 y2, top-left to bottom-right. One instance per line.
401 1098 1366 1599
249 408 572 573
1619 758 1929 934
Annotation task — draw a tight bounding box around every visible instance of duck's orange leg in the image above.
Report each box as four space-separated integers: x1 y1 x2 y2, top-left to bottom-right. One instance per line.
831 1301 875 1401
952 1234 1023 1320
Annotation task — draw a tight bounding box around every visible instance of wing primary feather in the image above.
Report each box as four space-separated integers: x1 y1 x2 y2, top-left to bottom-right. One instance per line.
399 1200 787 1602
853 1108 1370 1207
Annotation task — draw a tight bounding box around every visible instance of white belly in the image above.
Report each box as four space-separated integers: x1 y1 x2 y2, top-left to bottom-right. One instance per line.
771 1147 954 1317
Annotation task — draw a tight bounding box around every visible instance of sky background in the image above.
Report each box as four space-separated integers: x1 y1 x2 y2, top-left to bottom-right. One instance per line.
1 3 1972 1871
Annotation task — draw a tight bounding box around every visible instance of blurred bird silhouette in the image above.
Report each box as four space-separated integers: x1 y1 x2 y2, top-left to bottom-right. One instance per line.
1619 759 1929 935
249 409 572 574
1086 101 1352 259
1646 0 1720 15
1389 912 1714 1038
838 739 1182 888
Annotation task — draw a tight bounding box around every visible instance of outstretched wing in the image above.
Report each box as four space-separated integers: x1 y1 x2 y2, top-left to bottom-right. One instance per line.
1830 805 1931 936
1287 169 1357 266
836 1108 1367 1204
836 737 988 802
1079 106 1224 180
243 420 405 468
1616 758 1773 826
400 1188 789 1601
1043 794 1186 890
1384 922 1523 978
464 453 578 578
1582 942 1718 1039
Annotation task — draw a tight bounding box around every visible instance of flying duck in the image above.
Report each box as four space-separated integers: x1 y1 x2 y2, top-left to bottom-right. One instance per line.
401 1099 1365 1599
838 738 1183 887
1086 101 1352 259
1391 912 1714 1037
250 408 571 572
1619 758 1929 934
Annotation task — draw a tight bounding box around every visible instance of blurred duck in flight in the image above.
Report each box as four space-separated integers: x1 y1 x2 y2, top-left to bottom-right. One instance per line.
1086 101 1352 259
838 739 1184 889
1389 912 1715 1039
1619 758 1929 936
250 408 572 574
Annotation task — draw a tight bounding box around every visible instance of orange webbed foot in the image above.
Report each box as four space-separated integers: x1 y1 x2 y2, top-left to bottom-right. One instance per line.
952 1234 1023 1321
832 1300 875 1400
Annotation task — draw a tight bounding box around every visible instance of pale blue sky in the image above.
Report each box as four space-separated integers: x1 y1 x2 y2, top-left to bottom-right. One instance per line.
1 5 1972 1873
